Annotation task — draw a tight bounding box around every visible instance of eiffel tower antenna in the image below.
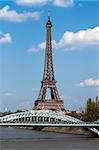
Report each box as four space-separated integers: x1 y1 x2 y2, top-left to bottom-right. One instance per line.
48 11 50 20
34 16 65 111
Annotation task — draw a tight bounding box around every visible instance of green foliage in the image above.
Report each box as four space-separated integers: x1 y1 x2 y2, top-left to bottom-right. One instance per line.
86 97 99 122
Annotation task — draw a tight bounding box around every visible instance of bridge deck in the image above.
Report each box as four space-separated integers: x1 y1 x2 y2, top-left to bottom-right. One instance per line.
0 122 99 127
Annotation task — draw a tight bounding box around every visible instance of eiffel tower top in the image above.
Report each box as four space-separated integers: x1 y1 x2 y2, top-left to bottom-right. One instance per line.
46 14 52 28
43 15 55 81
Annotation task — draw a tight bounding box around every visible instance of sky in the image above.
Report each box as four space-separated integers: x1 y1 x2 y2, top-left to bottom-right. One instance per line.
0 0 99 112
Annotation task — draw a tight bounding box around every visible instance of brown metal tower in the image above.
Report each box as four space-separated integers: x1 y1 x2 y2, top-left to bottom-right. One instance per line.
34 16 65 111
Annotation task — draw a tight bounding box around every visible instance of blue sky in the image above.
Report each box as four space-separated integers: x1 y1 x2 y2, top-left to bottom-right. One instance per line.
0 0 99 112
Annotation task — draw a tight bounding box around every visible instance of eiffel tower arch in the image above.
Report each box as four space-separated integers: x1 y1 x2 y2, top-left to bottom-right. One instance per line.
34 16 65 111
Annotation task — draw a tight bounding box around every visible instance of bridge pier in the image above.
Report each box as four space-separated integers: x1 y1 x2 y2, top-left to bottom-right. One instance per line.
83 127 99 138
36 117 38 123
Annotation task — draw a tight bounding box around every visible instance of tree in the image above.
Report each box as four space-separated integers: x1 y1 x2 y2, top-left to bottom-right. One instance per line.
86 97 99 121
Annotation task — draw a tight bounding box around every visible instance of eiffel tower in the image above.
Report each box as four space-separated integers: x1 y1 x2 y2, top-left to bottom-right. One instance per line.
34 16 65 111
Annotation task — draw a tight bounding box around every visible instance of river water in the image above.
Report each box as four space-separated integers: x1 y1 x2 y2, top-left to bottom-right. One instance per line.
0 127 99 150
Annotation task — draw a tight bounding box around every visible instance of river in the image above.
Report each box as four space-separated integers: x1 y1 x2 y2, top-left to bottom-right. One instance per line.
0 127 99 150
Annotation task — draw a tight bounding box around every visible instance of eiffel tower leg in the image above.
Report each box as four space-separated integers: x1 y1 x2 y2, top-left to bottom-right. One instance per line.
37 86 47 100
51 87 60 101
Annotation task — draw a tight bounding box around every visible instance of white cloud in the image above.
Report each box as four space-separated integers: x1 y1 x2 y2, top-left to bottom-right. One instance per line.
27 45 39 53
16 0 49 6
4 92 14 97
76 78 99 87
38 42 46 49
27 26 99 53
16 0 75 8
27 40 57 53
0 5 41 22
38 40 57 49
0 32 12 44
37 26 99 51
53 0 74 8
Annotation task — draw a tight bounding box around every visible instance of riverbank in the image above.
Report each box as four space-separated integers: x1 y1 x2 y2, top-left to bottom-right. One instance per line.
9 126 92 136
41 127 92 136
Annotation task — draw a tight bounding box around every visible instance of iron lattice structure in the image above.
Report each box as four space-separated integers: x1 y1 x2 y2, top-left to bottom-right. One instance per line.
34 16 65 111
